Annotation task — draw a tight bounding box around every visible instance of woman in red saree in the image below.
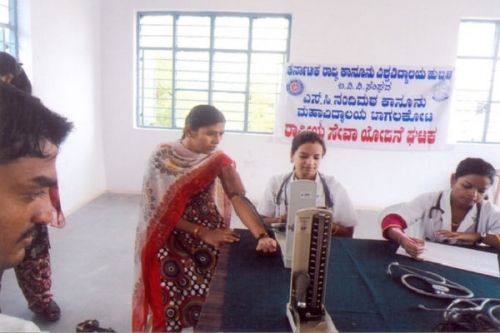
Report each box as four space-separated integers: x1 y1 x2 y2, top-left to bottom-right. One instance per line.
132 105 277 332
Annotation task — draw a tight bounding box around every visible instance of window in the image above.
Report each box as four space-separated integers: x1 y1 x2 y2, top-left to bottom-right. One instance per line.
136 12 291 133
0 0 16 54
451 20 500 143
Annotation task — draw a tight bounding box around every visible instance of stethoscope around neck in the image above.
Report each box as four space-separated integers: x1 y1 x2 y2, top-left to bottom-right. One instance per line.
274 171 333 215
428 191 482 233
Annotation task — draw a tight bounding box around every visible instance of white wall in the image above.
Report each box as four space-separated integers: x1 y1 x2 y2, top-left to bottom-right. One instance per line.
11 0 500 237
17 0 107 214
99 0 500 209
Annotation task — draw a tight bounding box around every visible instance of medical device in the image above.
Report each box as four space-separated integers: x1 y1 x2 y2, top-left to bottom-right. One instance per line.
286 207 337 333
275 172 333 211
281 180 317 268
419 298 500 331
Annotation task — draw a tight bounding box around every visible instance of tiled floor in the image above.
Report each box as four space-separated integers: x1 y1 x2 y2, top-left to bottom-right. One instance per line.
0 193 382 332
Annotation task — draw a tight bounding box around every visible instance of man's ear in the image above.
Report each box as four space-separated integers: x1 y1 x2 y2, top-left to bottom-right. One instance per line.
450 173 457 187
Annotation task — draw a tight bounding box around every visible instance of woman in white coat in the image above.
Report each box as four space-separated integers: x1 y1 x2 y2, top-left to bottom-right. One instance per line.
257 131 357 237
381 157 500 259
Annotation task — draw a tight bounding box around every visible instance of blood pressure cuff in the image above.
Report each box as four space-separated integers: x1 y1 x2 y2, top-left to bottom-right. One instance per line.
218 164 268 232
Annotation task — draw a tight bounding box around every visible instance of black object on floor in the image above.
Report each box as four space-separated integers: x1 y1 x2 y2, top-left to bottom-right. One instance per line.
76 319 116 332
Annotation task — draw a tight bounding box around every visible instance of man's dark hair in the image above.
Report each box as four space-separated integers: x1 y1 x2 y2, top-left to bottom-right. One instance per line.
10 67 32 94
0 51 32 94
0 82 73 164
0 51 19 77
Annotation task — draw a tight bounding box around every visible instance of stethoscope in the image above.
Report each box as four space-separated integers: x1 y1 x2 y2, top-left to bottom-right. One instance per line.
428 191 482 233
428 192 445 221
274 171 333 218
387 262 498 330
419 298 500 331
387 262 474 299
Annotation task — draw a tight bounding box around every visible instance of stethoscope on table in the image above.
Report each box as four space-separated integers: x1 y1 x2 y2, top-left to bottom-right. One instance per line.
386 262 474 299
387 262 500 330
419 298 500 331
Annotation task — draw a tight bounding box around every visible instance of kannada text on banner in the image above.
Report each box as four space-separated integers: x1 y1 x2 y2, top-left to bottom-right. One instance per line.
276 64 454 150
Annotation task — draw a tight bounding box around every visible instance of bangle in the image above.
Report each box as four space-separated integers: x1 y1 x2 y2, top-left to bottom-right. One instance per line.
193 226 201 238
331 223 339 236
257 232 269 240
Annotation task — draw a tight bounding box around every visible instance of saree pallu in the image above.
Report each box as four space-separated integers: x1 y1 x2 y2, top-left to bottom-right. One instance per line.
133 142 239 332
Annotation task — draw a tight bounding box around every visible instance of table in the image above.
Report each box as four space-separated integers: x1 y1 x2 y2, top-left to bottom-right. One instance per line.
197 229 500 332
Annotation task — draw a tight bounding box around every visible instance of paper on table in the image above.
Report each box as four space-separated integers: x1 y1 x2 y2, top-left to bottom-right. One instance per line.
396 242 499 278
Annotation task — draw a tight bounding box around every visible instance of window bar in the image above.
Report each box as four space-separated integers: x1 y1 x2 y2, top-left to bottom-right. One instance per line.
10 0 17 56
243 18 254 132
138 50 145 127
136 14 143 127
208 15 215 106
172 14 178 128
482 22 500 142
286 18 292 63
0 28 5 51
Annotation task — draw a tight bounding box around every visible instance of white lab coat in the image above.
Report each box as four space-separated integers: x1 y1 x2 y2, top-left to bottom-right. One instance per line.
257 173 358 228
387 189 500 242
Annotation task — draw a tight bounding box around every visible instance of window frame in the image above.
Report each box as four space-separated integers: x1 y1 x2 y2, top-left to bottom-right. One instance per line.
135 11 291 134
453 19 500 144
0 0 17 55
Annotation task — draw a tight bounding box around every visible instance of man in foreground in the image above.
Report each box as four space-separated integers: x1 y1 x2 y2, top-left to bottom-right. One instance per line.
0 83 72 331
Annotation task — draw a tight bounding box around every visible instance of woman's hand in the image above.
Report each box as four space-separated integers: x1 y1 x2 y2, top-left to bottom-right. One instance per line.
199 228 240 249
398 235 425 260
435 230 480 244
256 236 278 253
386 227 424 260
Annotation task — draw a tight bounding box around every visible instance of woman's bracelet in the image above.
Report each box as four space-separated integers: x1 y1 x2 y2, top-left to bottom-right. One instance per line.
257 232 269 240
